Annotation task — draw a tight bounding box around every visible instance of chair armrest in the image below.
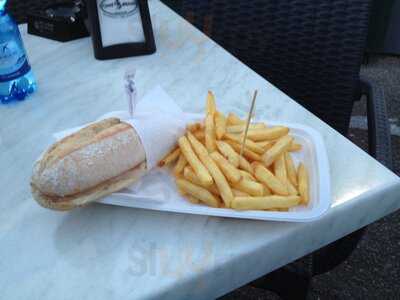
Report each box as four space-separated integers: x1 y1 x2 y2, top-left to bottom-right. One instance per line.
360 74 393 169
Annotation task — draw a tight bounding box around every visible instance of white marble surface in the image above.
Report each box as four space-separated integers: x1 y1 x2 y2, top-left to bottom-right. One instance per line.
1 1 400 299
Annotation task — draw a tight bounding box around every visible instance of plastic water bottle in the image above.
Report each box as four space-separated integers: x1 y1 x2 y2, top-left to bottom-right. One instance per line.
0 0 36 103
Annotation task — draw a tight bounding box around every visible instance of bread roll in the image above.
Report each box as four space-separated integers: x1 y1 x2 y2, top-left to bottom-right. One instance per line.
31 118 147 211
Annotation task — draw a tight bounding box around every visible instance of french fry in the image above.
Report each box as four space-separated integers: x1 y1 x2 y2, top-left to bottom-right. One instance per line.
263 185 272 196
174 154 188 176
253 162 289 196
224 133 264 154
276 208 289 212
204 90 217 152
298 163 309 204
177 186 186 196
262 135 293 167
287 180 298 196
231 195 301 210
176 178 219 207
232 189 250 197
186 195 200 204
158 147 180 167
216 141 240 167
215 111 227 139
238 156 253 173
232 178 264 196
285 152 298 187
256 140 274 151
239 170 256 181
187 122 202 132
275 153 297 195
183 167 219 195
225 140 262 161
274 154 288 187
226 123 266 133
264 208 289 212
289 142 302 152
183 166 203 185
193 130 205 141
205 114 217 152
206 91 216 116
178 136 213 186
210 152 241 183
246 126 289 141
187 132 234 207
227 112 245 125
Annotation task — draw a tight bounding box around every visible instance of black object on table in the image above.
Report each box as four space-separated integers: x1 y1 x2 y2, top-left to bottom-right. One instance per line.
6 0 61 24
86 0 156 60
27 1 89 42
7 0 89 42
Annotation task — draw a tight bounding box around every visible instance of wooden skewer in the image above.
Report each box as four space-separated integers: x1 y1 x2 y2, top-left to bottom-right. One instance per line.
240 90 258 157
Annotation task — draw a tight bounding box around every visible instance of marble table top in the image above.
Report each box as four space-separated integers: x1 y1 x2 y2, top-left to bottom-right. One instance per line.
1 1 399 299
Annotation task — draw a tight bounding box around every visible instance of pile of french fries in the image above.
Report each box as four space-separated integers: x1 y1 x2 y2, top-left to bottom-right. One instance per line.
158 91 309 211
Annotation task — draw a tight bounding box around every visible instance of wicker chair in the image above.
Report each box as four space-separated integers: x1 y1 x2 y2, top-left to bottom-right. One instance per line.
9 0 393 298
161 0 393 299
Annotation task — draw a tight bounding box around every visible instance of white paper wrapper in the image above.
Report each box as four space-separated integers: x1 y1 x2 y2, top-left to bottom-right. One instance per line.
54 86 200 203
54 86 200 169
110 167 176 204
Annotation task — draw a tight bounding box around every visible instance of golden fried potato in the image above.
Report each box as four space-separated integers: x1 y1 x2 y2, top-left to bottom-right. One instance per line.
231 195 301 210
179 136 213 186
262 135 293 166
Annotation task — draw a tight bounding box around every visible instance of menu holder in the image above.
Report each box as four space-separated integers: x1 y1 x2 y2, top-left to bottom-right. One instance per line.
86 0 156 60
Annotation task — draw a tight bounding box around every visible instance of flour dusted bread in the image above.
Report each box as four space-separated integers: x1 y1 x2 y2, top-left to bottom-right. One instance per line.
31 118 147 211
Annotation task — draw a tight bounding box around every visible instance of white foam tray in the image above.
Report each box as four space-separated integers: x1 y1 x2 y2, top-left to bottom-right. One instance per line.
98 121 331 222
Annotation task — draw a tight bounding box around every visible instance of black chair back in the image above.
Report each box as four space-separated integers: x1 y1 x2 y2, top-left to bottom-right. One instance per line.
167 0 372 135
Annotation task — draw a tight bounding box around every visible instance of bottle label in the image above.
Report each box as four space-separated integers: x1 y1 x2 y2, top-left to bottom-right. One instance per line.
0 40 31 83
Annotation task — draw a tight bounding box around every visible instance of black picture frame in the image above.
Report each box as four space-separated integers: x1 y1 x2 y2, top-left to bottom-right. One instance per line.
86 0 156 60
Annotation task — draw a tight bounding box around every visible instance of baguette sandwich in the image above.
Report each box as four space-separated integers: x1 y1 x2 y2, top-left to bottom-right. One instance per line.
31 118 147 211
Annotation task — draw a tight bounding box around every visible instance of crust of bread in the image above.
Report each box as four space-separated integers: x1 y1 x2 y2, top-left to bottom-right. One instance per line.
31 162 147 211
31 117 147 210
35 117 123 174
